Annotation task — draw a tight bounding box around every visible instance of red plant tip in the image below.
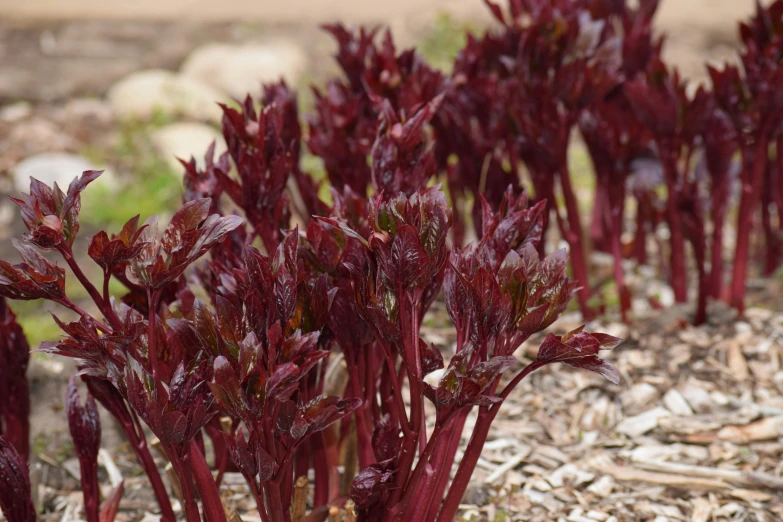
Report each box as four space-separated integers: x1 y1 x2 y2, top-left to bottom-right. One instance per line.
11 170 102 249
66 376 101 462
0 435 36 522
87 215 149 272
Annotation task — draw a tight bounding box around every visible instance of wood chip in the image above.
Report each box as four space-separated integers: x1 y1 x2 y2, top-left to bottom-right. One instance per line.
727 341 750 380
586 476 615 498
328 506 341 522
658 409 760 436
631 458 783 490
344 500 356 522
291 476 307 522
690 497 711 522
662 389 694 416
729 489 773 502
483 445 532 484
680 415 783 443
587 454 730 490
615 407 671 437
621 383 659 414
98 448 123 488
681 383 714 413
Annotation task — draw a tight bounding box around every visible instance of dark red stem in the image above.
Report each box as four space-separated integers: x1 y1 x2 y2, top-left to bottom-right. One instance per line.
435 361 543 522
169 450 201 522
659 153 688 302
558 167 594 318
731 136 770 313
346 356 376 469
762 168 780 276
383 290 423 516
58 243 122 329
78 453 100 522
146 289 161 382
189 440 229 522
85 378 175 522
311 431 329 507
423 410 469 522
633 192 651 265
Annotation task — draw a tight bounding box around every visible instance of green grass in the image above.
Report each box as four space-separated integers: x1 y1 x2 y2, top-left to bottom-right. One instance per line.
81 112 182 228
17 311 64 349
418 13 476 73
81 164 181 228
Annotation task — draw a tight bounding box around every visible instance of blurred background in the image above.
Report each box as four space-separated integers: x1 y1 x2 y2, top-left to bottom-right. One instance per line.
0 0 763 366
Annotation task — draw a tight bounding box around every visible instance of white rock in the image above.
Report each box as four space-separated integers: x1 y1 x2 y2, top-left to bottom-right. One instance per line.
181 41 307 99
0 101 32 123
663 388 694 416
615 407 671 437
151 123 227 172
107 69 224 121
12 152 102 193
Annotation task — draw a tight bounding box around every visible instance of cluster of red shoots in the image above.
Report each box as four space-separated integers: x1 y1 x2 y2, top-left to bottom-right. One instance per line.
308 0 783 325
2 0 782 521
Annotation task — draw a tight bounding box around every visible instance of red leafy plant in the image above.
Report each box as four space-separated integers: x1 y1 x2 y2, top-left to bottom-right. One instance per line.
0 160 619 522
623 61 710 321
317 185 619 521
0 298 30 461
708 0 783 313
0 171 245 522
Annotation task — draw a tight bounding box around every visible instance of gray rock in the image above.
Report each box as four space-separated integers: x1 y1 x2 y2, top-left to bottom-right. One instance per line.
181 41 307 99
11 152 104 194
107 69 224 122
151 122 227 172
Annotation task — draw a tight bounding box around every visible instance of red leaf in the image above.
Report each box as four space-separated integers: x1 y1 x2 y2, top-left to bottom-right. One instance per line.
99 481 124 522
536 330 621 384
